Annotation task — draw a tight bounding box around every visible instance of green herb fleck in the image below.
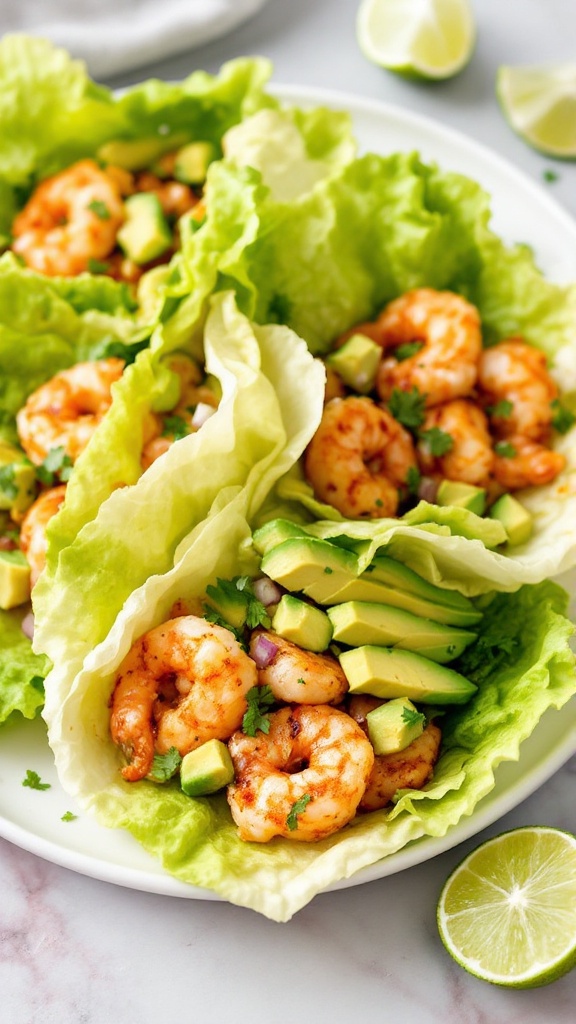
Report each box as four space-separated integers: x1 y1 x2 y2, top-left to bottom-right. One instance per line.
88 199 111 220
286 793 312 831
375 498 383 508
61 811 77 822
542 169 559 183
388 387 427 430
405 465 421 496
242 685 275 737
394 341 424 362
36 446 73 485
401 706 426 728
204 576 270 635
494 441 517 458
485 399 513 419
162 415 189 441
419 427 454 457
297 677 306 685
149 746 182 782
0 465 18 501
551 399 576 435
22 770 50 791
323 566 333 574
87 258 109 274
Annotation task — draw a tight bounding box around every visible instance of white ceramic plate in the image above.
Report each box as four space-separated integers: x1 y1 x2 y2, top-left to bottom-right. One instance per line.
1 87 576 900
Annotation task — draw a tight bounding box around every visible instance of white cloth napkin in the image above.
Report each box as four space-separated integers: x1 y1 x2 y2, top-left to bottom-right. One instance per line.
2 0 269 78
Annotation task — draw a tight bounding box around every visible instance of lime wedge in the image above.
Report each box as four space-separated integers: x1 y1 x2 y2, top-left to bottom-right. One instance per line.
357 0 476 80
497 64 576 157
437 826 576 988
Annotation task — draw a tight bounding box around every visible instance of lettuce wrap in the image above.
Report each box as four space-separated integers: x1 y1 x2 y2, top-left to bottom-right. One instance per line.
169 148 576 589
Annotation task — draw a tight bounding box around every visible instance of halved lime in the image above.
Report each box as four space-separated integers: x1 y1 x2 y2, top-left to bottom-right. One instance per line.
497 64 576 158
356 0 476 81
437 826 576 988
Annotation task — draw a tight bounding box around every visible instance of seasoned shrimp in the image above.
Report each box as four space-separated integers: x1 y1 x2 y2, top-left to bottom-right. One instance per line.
376 288 482 407
348 695 442 811
492 435 565 491
19 485 66 587
227 705 374 842
110 615 257 782
417 398 495 488
304 396 418 518
249 630 349 705
478 339 559 441
16 358 124 465
140 354 219 469
12 160 125 276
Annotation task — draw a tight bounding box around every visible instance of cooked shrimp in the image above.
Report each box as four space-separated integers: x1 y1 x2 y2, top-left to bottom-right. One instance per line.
140 354 219 469
12 159 125 276
16 358 124 465
347 695 441 811
417 398 495 488
478 339 559 441
304 396 418 519
249 630 349 705
134 171 199 220
376 288 482 407
492 435 565 491
110 615 257 782
227 704 374 842
19 485 66 587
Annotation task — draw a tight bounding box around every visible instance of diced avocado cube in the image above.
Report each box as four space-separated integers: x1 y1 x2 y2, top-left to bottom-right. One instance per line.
0 549 31 609
174 142 217 185
339 646 477 704
327 601 476 662
97 134 187 171
489 493 533 546
260 537 359 603
272 594 332 652
117 193 173 265
204 581 247 631
0 442 36 519
325 333 382 393
180 739 234 797
436 479 486 516
252 518 309 557
366 698 425 755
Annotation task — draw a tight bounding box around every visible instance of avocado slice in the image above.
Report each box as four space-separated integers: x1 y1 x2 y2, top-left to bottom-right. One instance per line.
325 333 382 393
272 594 333 652
436 479 486 516
97 134 188 171
174 141 217 185
252 518 309 557
489 493 533 546
366 555 479 616
366 698 426 754
320 576 480 627
117 193 173 265
180 739 234 797
0 549 31 609
260 537 359 603
339 645 477 704
0 441 37 520
327 601 476 662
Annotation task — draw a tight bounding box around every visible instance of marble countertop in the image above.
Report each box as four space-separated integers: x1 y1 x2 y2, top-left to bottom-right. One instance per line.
2 2 576 1021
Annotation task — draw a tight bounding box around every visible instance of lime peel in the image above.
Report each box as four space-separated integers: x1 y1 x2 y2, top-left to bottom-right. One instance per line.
497 63 576 158
357 0 476 81
437 826 576 988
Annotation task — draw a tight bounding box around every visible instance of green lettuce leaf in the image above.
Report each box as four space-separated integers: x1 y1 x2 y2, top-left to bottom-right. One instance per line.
0 604 49 723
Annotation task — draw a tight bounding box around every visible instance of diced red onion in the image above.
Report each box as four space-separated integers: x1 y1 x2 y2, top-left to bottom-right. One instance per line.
418 475 439 504
191 403 216 430
252 577 283 607
250 633 278 668
21 611 35 640
0 536 17 551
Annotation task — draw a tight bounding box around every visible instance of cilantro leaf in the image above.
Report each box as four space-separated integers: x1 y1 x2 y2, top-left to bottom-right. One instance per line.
61 811 77 822
388 387 427 430
405 465 421 495
543 169 559 183
36 446 73 485
242 685 275 737
22 769 51 791
286 793 312 831
494 440 517 458
402 705 426 728
162 415 190 441
87 199 111 220
551 399 576 435
394 341 424 362
204 576 270 637
0 464 18 501
418 426 454 457
87 258 109 275
485 399 513 419
149 746 182 782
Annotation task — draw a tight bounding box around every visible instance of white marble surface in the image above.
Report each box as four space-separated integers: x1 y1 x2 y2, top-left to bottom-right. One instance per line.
2 2 576 1021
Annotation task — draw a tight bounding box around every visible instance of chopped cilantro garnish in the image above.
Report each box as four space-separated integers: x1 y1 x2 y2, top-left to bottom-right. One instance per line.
242 685 275 737
87 199 111 220
551 399 576 435
394 341 424 362
0 464 18 501
22 769 50 791
162 415 190 441
323 566 333 574
542 169 559 183
203 603 245 643
204 576 270 636
36 446 73 485
61 811 77 822
405 465 421 496
87 258 109 274
286 793 312 831
402 706 426 728
149 746 182 782
494 440 517 458
297 677 306 685
485 399 513 419
418 426 454 457
388 387 427 430
375 498 383 508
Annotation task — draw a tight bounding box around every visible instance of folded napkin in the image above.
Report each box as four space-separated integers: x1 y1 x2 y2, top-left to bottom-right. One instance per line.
2 0 269 78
